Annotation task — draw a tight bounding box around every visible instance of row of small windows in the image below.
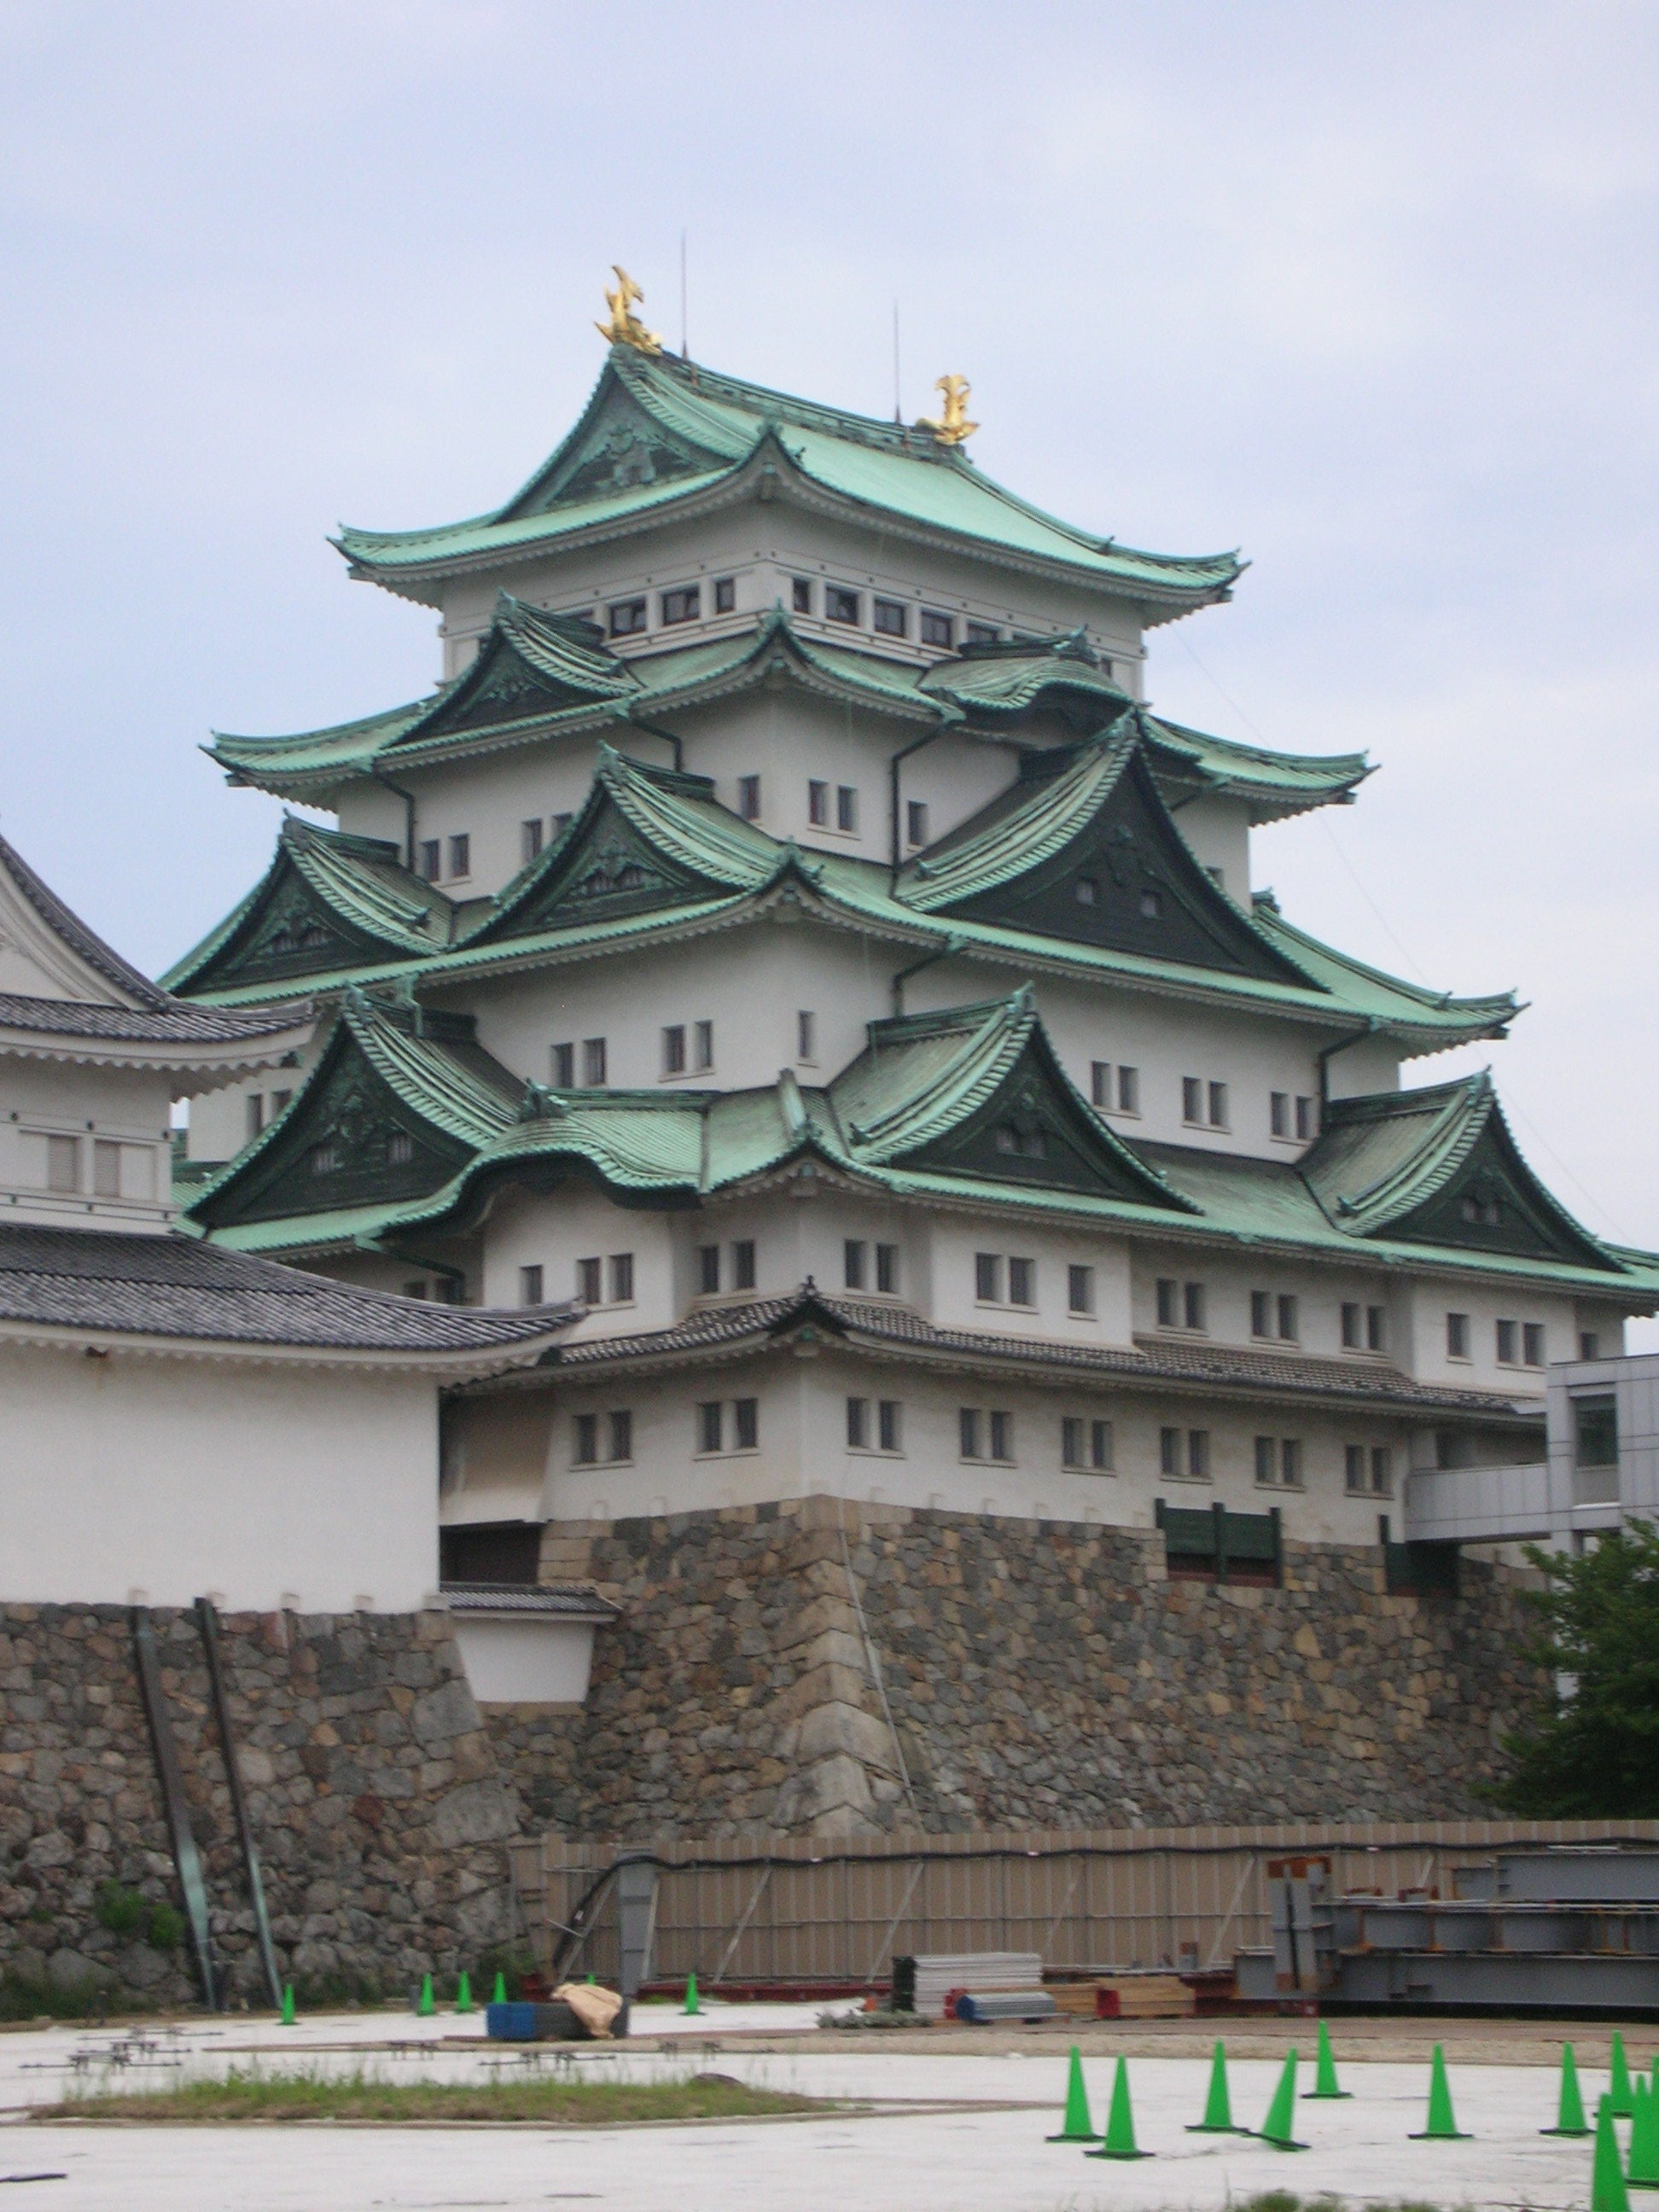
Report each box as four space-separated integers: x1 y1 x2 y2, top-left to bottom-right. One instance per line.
1161 1425 1395 1495
418 834 471 884
699 1240 757 1295
1159 1280 1391 1356
521 813 573 865
245 1087 294 1141
521 1254 637 1308
974 1252 1097 1317
602 576 1018 657
1447 1312 1547 1367
844 1240 900 1294
572 1398 760 1464
1089 1066 1317 1144
42 1133 145 1199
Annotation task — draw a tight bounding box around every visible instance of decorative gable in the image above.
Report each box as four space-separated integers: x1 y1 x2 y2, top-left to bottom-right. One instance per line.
905 733 1311 987
499 373 729 520
486 793 710 940
1389 1116 1614 1270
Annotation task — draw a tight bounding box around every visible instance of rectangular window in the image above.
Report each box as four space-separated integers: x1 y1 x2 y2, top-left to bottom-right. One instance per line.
734 1398 759 1450
737 773 761 820
796 1009 816 1062
608 1410 632 1463
825 584 859 626
878 1400 901 1452
959 1408 982 1460
93 1140 121 1198
873 596 907 637
1091 1061 1110 1108
965 620 999 646
1008 1256 1035 1307
1208 1080 1229 1129
732 1239 756 1291
1184 1281 1206 1333
1117 1066 1139 1115
844 1238 867 1290
661 584 700 626
1255 1435 1277 1486
608 1253 634 1303
713 576 736 614
551 1041 575 1088
387 1131 412 1167
552 812 573 835
1295 1096 1316 1141
697 1401 724 1455
1182 1076 1203 1124
519 1263 544 1306
1524 1322 1545 1367
247 1094 265 1143
1063 1417 1114 1472
1063 1417 1086 1470
1155 1277 1179 1328
920 608 953 649
1187 1429 1211 1481
1345 1443 1366 1493
876 1243 899 1295
791 576 812 614
694 1019 713 1072
573 1413 599 1465
847 1396 870 1449
1160 1426 1181 1476
582 1037 608 1086
697 1244 720 1295
1447 1312 1470 1360
521 818 544 864
608 597 648 637
448 833 471 879
1271 1091 1290 1138
1277 1294 1298 1342
807 779 830 827
271 1089 293 1115
1341 1302 1360 1348
1574 1393 1618 1468
905 799 929 847
45 1134 79 1193
1496 1317 1518 1365
577 1256 602 1305
1280 1438 1302 1487
1252 1290 1272 1339
1371 1445 1393 1494
1068 1264 1094 1316
1367 1304 1386 1352
988 1411 1014 1463
836 784 858 833
419 839 441 882
975 1252 1003 1303
662 1023 687 1076
1580 1330 1600 1362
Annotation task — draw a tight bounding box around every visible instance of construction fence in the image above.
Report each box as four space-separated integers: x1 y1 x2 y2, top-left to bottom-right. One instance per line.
508 1819 1659 1992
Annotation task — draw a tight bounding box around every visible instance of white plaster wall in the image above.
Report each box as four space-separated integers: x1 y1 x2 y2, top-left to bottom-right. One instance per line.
452 1616 594 1703
1 1058 173 1230
1167 795 1252 905
928 1214 1135 1346
0 1343 439 1611
1326 1033 1404 1100
1396 1275 1573 1397
185 1035 321 1167
1128 1247 1400 1363
480 1184 678 1330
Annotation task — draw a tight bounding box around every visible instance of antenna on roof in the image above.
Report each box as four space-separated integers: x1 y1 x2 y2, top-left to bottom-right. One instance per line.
680 230 689 360
893 300 901 424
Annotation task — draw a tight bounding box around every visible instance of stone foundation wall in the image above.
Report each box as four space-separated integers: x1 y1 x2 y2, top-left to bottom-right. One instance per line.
0 1604 521 2011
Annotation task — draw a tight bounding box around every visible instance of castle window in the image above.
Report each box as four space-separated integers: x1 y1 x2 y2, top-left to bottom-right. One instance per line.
582 1038 608 1086
551 1042 575 1087
608 597 648 637
959 1408 981 1459
698 1244 720 1295
608 1411 632 1462
1187 1429 1211 1479
876 1243 899 1295
1074 876 1097 906
695 1020 714 1072
734 1397 759 1450
387 1131 413 1167
1182 1077 1202 1124
1138 888 1162 920
1296 1096 1316 1140
878 1400 901 1452
662 1024 687 1076
1068 1265 1094 1316
1062 1417 1113 1472
1371 1446 1394 1493
1008 1256 1035 1307
791 577 812 614
1461 1190 1503 1227
1185 1282 1207 1332
1117 1066 1138 1114
521 818 544 864
578 1257 602 1305
797 1010 816 1062
1447 1312 1471 1360
873 597 907 637
737 774 761 820
844 1239 866 1290
419 840 440 882
808 780 829 827
975 1252 1003 1303
573 1413 598 1465
661 584 700 626
1251 1291 1272 1340
994 1123 1045 1159
1271 1091 1289 1138
826 585 859 625
1497 1318 1518 1365
1209 1081 1229 1128
1091 1062 1109 1108
448 834 471 879
271 1090 293 1115
1524 1323 1546 1367
732 1239 756 1291
1580 1332 1600 1361
847 1395 869 1448
965 621 999 646
520 1264 544 1306
552 812 573 834
1161 1427 1211 1480
906 800 928 847
836 784 859 833
714 576 736 614
247 1094 265 1143
1254 1436 1302 1488
608 1254 635 1303
309 1142 339 1176
1155 1277 1179 1327
988 1411 1013 1462
93 1140 121 1199
696 1402 723 1454
920 609 953 649
1277 1295 1298 1342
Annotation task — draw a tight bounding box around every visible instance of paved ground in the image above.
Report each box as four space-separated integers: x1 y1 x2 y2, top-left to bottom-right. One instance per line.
0 2004 1640 2209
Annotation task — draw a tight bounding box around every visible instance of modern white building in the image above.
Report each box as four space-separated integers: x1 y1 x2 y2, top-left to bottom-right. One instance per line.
160 282 1659 1590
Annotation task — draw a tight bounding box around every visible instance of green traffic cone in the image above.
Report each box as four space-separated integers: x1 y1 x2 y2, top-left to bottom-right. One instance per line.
683 1970 701 2016
279 1982 295 2026
1629 2079 1659 2190
1255 2046 1308 2151
1084 2055 1150 2161
416 1972 434 2017
1541 2041 1592 2136
1613 2033 1639 2118
1186 2039 1246 2133
1307 2018 1352 2100
454 1970 473 2015
1046 2045 1101 2144
491 1970 507 2006
1593 2096 1633 2212
1410 2042 1472 2140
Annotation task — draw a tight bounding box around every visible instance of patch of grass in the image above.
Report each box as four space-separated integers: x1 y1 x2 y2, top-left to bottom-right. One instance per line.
37 2063 835 2128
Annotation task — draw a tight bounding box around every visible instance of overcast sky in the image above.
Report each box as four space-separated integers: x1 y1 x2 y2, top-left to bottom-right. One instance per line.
3 2 1656 1313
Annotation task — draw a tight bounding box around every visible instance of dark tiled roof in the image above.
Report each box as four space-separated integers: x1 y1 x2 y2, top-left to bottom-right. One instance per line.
0 1225 576 1356
0 990 304 1046
442 1580 620 1620
0 832 170 1008
550 1283 1527 1417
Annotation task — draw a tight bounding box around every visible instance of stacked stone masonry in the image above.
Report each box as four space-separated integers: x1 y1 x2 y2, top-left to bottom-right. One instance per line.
2 1503 1540 2009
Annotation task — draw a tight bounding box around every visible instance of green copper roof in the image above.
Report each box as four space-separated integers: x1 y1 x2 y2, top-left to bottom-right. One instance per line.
335 347 1243 609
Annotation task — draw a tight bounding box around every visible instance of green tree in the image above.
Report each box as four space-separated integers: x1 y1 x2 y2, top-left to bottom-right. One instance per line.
1493 1518 1659 1815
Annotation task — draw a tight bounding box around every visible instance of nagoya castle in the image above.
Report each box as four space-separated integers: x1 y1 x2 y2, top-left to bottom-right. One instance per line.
163 275 1657 1823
